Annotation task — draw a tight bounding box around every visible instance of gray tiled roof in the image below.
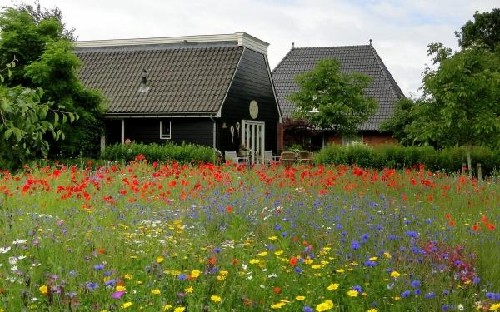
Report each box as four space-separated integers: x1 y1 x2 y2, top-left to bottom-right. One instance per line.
272 45 405 131
75 44 243 115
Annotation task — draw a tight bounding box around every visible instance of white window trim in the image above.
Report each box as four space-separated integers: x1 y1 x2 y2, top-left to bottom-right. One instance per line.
160 121 172 139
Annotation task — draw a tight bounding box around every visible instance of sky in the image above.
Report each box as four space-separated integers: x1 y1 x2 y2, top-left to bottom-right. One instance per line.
6 0 498 97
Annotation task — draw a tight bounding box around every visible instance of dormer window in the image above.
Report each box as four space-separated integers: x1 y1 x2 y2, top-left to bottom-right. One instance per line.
138 68 150 93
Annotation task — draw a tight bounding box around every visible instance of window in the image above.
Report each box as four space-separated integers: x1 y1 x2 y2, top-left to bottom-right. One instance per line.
342 134 363 146
160 120 171 139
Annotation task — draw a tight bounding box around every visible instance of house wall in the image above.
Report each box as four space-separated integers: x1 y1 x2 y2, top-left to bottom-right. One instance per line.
219 48 279 153
105 118 213 146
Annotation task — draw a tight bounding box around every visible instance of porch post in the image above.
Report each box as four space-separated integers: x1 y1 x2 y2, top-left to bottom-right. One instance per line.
121 119 125 144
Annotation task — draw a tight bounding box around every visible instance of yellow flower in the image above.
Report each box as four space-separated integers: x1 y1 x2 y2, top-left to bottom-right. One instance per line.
271 301 286 309
490 303 500 311
124 274 133 280
311 264 322 269
211 295 222 303
151 289 161 295
258 251 268 257
369 256 378 261
157 256 164 263
347 289 358 297
367 309 378 312
121 301 133 309
190 270 201 278
383 252 392 259
268 236 278 240
249 259 260 264
162 305 173 311
116 285 127 292
390 270 400 278
304 258 313 265
335 269 345 273
274 250 284 256
185 286 193 294
316 299 334 311
173 307 186 312
296 295 306 301
327 283 339 291
39 284 48 295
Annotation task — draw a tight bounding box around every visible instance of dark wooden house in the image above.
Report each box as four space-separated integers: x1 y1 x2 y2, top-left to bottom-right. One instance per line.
272 42 405 149
75 32 281 163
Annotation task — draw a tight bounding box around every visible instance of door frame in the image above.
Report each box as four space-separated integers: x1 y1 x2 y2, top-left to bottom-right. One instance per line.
241 120 265 164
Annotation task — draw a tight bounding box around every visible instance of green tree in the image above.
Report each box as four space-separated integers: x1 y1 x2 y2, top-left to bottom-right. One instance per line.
0 62 74 169
289 59 377 136
0 3 105 158
456 8 500 51
380 97 421 146
382 8 500 177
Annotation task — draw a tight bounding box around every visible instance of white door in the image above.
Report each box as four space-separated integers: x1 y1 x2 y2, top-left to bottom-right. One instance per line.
241 120 265 164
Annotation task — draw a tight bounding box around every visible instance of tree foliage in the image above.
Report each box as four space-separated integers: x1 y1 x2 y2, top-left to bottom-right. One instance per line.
383 8 500 151
0 3 105 160
289 59 377 136
456 8 500 51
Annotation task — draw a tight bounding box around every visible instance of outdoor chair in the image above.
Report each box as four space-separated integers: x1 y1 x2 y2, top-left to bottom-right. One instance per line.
297 151 313 164
224 151 248 165
280 151 297 167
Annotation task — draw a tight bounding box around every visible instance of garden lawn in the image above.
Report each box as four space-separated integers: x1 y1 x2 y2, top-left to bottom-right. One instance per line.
0 160 499 311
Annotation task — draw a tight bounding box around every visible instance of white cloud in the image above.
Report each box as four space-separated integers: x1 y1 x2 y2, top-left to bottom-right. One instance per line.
7 0 499 96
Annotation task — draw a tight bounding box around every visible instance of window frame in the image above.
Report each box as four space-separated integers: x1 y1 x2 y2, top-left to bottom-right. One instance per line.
160 120 172 140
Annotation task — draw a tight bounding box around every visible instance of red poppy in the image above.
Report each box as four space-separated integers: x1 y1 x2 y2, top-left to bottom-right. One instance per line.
289 256 298 266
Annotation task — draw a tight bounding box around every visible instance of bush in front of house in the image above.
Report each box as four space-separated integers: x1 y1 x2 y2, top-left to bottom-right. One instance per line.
101 142 216 164
314 144 499 176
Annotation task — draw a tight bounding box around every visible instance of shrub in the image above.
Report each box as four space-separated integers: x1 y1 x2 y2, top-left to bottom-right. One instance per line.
315 144 499 176
101 142 216 164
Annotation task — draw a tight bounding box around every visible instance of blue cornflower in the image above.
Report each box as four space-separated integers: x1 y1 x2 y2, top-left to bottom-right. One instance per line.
94 264 104 270
388 234 398 241
352 285 363 293
414 289 422 295
405 231 418 238
85 282 98 291
213 247 222 253
364 260 377 267
177 273 187 281
441 304 450 311
424 292 436 299
302 306 313 312
410 279 421 288
361 233 369 242
351 240 360 250
275 224 282 231
294 266 303 274
401 290 411 298
105 279 116 287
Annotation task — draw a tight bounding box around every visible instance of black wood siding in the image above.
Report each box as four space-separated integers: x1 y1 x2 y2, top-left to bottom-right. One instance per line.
219 48 279 153
105 118 213 147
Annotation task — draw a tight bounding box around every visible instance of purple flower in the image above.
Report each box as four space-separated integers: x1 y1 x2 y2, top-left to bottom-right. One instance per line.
112 290 126 299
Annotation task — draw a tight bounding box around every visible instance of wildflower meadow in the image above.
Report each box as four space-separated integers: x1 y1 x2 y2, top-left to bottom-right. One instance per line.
0 158 498 311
